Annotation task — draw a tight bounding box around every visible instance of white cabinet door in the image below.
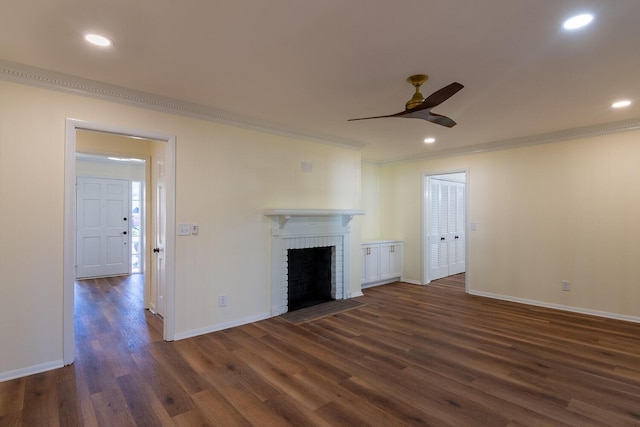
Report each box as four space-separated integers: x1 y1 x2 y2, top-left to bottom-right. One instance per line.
362 242 402 286
361 244 380 283
389 243 402 278
380 243 402 280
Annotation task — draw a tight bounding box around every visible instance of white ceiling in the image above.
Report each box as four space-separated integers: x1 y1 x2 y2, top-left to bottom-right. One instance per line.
2 0 639 162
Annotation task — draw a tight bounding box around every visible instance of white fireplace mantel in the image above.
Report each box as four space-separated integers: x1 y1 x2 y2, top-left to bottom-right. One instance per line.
264 209 365 235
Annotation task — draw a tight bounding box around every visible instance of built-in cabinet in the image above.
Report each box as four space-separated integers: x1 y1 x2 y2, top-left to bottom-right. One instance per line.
361 240 403 288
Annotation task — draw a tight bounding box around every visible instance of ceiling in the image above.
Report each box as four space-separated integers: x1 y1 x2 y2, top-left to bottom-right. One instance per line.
1 0 639 163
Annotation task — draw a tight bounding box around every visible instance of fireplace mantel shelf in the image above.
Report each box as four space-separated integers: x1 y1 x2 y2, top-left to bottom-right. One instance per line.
264 209 365 217
264 209 365 233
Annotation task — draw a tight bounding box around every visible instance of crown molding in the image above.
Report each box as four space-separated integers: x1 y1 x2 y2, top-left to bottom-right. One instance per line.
0 59 365 151
374 116 640 166
3 59 639 165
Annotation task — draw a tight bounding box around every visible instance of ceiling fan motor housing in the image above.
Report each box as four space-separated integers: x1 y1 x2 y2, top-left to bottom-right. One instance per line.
405 74 428 110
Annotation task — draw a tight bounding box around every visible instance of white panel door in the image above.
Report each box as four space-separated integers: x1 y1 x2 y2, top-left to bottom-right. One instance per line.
76 177 130 278
153 153 167 317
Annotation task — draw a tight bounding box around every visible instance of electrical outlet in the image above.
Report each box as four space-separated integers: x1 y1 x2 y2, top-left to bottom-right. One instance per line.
219 294 227 307
561 280 570 291
301 161 313 173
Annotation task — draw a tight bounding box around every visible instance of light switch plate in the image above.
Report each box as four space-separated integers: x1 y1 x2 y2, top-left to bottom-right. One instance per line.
177 223 191 236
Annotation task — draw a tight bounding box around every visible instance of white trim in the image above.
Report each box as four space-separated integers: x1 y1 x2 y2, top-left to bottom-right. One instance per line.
3 59 640 165
378 117 640 165
174 313 271 341
0 360 64 383
402 279 423 286
347 291 364 298
0 59 363 152
264 209 365 216
64 119 177 366
362 278 402 289
469 290 640 324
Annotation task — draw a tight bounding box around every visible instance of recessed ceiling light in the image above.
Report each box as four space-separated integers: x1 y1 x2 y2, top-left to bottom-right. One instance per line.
84 34 112 47
424 137 436 144
563 14 594 30
611 100 632 109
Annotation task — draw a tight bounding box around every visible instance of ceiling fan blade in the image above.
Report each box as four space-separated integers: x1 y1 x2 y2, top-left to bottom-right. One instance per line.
424 112 458 128
347 113 399 121
414 82 464 111
395 109 458 127
349 109 458 127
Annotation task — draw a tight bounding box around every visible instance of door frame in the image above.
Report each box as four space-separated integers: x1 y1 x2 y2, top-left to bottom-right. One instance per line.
421 168 470 292
63 118 177 365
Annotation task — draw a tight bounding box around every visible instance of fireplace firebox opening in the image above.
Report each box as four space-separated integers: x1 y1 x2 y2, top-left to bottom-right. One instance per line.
287 246 334 312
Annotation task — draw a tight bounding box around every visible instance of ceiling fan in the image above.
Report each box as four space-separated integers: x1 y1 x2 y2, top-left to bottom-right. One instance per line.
348 74 463 127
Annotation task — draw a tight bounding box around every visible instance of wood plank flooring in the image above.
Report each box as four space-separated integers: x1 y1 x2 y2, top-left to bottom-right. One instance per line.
1 273 640 426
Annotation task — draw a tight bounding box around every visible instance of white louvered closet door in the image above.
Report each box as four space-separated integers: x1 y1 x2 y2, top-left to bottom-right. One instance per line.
449 182 466 275
429 179 449 280
429 179 466 281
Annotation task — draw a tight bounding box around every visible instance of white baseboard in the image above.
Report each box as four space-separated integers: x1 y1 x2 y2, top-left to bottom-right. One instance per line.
469 290 640 324
173 312 271 341
402 279 423 285
0 360 64 383
361 276 404 289
347 291 364 298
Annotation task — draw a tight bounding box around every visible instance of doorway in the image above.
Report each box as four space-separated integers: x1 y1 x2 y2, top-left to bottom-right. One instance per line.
63 119 177 365
422 171 468 286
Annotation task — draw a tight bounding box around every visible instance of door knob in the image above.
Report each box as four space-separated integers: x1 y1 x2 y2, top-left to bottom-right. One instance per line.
122 231 127 235
455 235 459 239
153 248 160 253
440 237 445 241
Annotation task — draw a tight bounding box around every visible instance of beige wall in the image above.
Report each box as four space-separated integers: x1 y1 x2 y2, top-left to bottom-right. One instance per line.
0 80 362 379
362 130 640 319
360 161 380 240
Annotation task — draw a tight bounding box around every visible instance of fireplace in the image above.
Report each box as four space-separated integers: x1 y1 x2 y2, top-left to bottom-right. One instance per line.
264 209 364 316
287 246 335 311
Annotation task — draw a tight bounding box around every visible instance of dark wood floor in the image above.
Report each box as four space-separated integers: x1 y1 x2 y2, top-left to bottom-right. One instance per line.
1 274 640 426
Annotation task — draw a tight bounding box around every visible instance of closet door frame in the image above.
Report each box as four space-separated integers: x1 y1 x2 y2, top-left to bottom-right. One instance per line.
422 170 470 290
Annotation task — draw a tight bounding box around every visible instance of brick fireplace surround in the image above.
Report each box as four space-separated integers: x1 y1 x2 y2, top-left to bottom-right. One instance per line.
264 209 364 316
